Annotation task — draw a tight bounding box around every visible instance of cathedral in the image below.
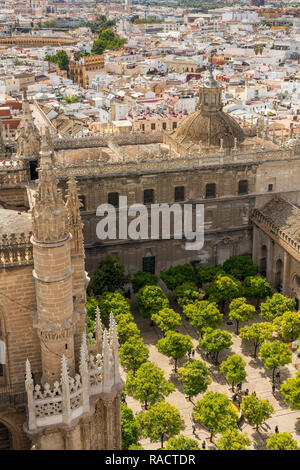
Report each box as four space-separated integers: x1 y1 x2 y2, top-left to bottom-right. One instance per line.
0 74 300 448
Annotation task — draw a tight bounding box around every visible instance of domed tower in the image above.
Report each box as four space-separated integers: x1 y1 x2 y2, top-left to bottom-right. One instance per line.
167 62 245 151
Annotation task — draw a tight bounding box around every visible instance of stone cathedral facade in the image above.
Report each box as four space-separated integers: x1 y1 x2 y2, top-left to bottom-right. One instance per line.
1 76 300 448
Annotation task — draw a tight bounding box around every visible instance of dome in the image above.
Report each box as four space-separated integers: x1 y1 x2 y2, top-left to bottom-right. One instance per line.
172 108 245 149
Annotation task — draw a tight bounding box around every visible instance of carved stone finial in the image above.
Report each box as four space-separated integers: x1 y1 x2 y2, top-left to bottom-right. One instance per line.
16 92 41 160
31 134 69 244
65 177 83 254
61 355 69 385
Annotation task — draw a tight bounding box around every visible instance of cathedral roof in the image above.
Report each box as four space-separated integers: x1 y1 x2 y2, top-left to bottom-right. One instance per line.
259 196 300 241
0 208 32 235
170 66 245 149
171 108 245 148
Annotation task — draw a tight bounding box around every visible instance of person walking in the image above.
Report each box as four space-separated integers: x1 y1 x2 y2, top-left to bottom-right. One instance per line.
192 349 195 357
272 384 276 394
275 425 279 434
192 423 196 435
202 440 206 450
245 389 249 396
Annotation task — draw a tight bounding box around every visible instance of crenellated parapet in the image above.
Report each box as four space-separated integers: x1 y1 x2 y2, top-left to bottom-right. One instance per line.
0 232 33 267
25 312 123 433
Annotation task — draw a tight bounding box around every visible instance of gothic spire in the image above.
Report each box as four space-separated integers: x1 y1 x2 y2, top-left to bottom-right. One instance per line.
16 90 41 160
65 177 84 254
31 133 69 243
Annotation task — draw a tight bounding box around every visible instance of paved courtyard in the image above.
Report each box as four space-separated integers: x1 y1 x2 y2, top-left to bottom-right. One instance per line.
121 285 300 450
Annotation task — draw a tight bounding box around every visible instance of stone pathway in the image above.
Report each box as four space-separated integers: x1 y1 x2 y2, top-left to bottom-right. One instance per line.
120 289 300 450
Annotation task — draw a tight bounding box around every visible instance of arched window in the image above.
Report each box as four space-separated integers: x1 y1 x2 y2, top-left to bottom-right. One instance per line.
238 180 248 195
205 183 216 199
211 94 216 105
204 94 209 105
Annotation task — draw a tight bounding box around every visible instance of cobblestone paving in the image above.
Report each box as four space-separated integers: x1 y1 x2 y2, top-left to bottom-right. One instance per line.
120 288 300 450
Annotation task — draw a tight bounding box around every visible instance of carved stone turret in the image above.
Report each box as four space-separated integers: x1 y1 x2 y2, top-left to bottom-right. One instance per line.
31 134 75 385
32 135 69 244
65 177 87 367
16 91 41 160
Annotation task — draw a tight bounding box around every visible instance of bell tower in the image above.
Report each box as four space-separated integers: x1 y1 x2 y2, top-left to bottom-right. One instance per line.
198 52 222 113
25 137 123 449
31 134 76 384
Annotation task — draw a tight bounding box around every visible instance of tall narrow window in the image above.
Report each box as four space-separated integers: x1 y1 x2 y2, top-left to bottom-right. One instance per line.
205 183 216 199
144 189 154 204
174 186 185 202
238 180 248 195
108 192 119 208
143 256 155 274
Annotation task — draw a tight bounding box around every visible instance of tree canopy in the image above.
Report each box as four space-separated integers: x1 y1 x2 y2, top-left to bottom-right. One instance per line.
95 291 131 322
206 274 243 307
239 322 275 358
196 264 225 285
87 256 130 296
260 293 296 321
121 402 141 450
220 354 247 392
157 331 193 372
126 362 174 409
199 328 233 364
138 401 184 449
216 429 251 450
266 432 299 450
178 360 211 399
152 307 182 334
259 340 292 383
136 285 169 320
243 276 273 301
273 310 300 342
161 264 196 291
222 255 258 280
119 337 149 373
229 297 255 334
164 434 200 450
173 282 204 308
117 318 140 345
91 28 126 55
184 300 223 337
194 391 238 441
45 50 69 71
241 393 274 431
132 270 158 293
280 372 300 410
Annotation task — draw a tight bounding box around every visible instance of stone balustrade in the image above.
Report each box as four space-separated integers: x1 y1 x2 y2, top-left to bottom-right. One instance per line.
54 143 300 180
0 232 33 267
252 208 300 253
25 311 122 431
0 159 27 185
